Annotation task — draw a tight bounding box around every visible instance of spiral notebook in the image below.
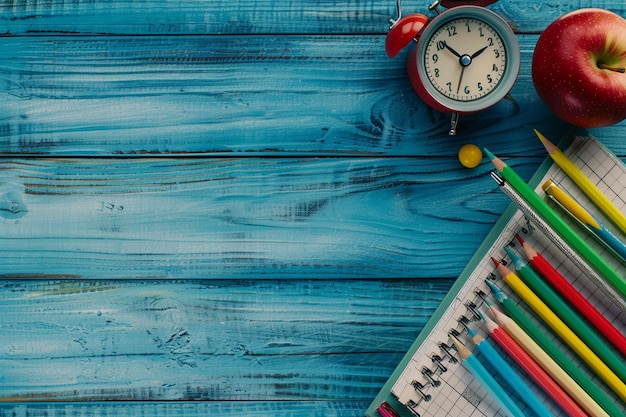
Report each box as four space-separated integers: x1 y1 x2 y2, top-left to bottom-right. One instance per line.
366 133 626 417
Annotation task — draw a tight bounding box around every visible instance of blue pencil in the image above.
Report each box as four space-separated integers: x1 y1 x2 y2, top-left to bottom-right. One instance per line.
453 338 526 417
467 326 555 417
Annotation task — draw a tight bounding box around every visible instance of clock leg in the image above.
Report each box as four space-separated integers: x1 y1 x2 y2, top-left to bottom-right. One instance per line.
449 112 460 136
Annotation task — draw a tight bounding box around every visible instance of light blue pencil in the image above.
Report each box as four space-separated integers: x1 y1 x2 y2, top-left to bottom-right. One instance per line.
453 338 526 417
467 326 555 417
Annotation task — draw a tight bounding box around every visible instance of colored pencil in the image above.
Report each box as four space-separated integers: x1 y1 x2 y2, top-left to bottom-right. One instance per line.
480 311 589 417
543 179 626 261
453 337 526 417
485 148 626 299
536 129 626 236
516 234 626 357
487 306 611 417
492 258 626 402
377 401 401 417
490 171 626 313
467 326 556 417
504 246 626 382
486 279 624 417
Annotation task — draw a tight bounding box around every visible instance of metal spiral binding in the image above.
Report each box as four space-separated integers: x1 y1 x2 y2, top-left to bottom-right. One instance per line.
431 354 447 373
410 380 432 402
421 366 441 387
397 265 499 415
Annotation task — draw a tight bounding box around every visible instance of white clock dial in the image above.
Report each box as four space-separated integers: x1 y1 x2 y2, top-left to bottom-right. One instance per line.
423 17 507 102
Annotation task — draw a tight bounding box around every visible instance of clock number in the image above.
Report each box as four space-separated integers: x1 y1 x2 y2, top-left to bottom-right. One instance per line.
493 49 500 58
478 82 483 92
478 27 484 37
432 53 439 63
434 68 440 78
464 85 470 95
465 22 471 33
492 63 499 72
436 41 446 51
446 82 452 92
446 26 457 37
487 74 493 83
487 37 494 46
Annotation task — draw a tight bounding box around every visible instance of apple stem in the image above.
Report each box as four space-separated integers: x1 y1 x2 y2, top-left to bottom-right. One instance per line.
598 62 626 73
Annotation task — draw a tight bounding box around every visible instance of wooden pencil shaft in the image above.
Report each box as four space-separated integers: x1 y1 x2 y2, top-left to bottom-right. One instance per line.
455 340 526 417
496 295 623 417
526 247 626 357
487 150 626 299
500 267 626 402
471 332 555 417
536 130 626 235
491 309 612 417
493 174 626 313
486 323 587 417
512 257 626 382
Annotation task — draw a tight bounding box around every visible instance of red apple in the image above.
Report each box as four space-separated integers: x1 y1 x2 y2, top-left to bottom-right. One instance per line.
532 8 626 127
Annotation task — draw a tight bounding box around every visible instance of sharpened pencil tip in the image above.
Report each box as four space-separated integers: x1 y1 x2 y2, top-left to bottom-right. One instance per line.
504 246 524 269
489 305 502 321
484 149 506 172
485 279 507 302
514 234 524 245
490 256 500 266
483 148 495 161
534 129 557 154
533 129 551 146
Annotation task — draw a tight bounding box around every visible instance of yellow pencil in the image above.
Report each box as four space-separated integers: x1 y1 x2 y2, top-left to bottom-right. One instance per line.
492 259 626 402
488 306 610 417
535 129 626 236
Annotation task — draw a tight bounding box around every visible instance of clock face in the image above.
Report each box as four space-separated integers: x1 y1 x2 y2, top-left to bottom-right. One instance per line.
423 17 506 102
411 6 520 114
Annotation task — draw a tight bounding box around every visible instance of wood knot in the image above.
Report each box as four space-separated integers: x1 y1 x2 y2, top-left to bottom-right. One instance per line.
0 188 27 219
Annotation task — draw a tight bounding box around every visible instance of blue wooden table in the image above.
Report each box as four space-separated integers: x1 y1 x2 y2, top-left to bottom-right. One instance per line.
0 1 624 416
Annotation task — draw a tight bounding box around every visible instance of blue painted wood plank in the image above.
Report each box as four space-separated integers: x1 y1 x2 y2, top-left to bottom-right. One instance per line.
0 156 543 279
1 0 625 415
0 401 371 417
1 0 625 35
0 34 595 156
0 279 452 402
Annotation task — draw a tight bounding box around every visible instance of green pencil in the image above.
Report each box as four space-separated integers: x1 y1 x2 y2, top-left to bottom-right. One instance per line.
485 280 624 417
485 148 626 300
504 247 626 383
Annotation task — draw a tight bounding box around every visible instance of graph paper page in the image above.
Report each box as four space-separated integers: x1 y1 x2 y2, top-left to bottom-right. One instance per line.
387 136 626 417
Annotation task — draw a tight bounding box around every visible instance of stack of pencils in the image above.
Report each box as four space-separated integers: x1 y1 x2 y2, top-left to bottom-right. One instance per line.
478 130 626 417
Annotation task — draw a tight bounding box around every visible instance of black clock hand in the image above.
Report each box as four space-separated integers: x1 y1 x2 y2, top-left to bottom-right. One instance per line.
442 41 462 59
456 66 466 94
470 45 489 59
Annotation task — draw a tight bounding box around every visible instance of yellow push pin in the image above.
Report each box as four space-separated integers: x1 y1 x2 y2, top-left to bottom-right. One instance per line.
458 144 482 168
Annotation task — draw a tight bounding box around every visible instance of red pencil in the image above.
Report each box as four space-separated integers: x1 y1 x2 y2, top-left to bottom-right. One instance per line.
516 235 626 357
482 308 588 417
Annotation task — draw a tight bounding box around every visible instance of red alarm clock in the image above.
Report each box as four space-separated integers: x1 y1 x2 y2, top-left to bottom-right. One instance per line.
386 0 520 135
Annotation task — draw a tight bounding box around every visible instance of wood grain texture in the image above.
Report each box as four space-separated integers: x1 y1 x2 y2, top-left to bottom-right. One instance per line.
1 0 626 415
1 1 625 35
1 156 543 278
0 279 451 401
0 34 578 156
0 402 372 417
